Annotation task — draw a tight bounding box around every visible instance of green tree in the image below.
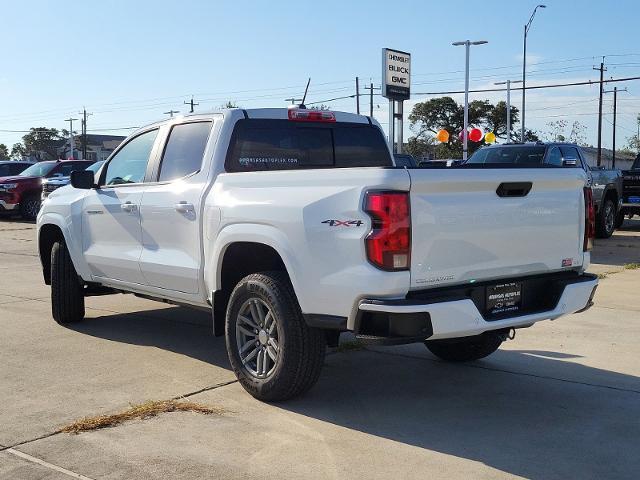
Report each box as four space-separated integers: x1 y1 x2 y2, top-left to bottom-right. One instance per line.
0 144 9 160
22 127 63 160
408 96 536 159
10 143 26 159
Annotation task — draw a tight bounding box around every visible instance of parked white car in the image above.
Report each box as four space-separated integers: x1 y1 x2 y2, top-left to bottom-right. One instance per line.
37 108 598 401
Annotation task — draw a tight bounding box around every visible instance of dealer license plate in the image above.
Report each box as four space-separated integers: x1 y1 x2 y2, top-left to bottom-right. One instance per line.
486 282 522 316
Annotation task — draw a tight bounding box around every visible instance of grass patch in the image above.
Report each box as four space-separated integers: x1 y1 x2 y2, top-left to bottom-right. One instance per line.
624 263 640 270
597 273 609 279
59 400 224 434
334 340 365 353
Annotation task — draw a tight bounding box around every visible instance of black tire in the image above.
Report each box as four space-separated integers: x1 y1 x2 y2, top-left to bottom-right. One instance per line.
595 198 616 238
20 194 41 221
615 210 625 229
51 241 85 324
225 271 326 402
425 333 503 362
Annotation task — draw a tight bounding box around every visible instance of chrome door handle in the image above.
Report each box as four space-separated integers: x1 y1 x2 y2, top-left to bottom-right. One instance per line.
121 202 137 213
174 201 194 213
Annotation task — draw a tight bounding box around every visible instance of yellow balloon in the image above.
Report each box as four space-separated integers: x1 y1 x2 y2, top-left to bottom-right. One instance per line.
436 129 450 143
484 132 496 144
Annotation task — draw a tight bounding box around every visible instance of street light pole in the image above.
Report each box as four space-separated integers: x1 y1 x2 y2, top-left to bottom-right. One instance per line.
495 79 522 142
521 4 546 142
453 39 488 160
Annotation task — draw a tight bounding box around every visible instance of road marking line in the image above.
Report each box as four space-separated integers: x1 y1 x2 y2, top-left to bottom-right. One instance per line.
6 448 95 479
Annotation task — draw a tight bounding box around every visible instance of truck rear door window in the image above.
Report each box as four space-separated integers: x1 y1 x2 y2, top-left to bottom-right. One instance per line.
226 119 391 172
158 121 212 181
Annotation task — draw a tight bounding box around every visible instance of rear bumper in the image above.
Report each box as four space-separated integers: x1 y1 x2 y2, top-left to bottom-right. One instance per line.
355 273 598 344
0 199 19 211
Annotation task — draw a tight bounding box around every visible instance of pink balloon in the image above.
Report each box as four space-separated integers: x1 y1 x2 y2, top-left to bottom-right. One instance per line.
458 130 467 142
469 128 483 142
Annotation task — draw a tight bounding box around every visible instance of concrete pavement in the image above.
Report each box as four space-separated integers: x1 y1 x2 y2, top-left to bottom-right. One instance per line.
1 216 638 479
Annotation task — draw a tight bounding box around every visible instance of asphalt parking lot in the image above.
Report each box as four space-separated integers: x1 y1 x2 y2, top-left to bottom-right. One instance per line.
1 218 639 480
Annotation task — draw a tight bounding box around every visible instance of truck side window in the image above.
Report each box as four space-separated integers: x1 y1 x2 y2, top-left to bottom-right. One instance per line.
158 122 212 182
560 146 582 168
103 129 158 186
545 146 563 167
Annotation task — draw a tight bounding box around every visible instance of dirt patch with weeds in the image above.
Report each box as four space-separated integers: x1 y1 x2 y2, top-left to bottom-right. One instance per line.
59 400 224 434
624 263 640 270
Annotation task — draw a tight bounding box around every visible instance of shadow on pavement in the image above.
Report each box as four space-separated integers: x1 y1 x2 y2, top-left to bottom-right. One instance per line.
68 306 230 368
65 306 640 479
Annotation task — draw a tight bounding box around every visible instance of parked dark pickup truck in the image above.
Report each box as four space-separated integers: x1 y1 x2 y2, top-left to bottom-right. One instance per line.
466 142 623 238
619 155 640 224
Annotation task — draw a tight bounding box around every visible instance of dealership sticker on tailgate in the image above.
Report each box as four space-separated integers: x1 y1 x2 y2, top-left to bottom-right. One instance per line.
486 282 522 316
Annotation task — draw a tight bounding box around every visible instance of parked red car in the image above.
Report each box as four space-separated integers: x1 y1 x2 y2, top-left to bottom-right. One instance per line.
0 160 94 219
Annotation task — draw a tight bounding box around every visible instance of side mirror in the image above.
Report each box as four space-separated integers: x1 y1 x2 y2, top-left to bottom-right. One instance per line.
70 170 96 189
562 157 578 167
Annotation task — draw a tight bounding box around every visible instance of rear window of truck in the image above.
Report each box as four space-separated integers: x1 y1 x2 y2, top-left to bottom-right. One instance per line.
225 119 392 171
466 146 547 166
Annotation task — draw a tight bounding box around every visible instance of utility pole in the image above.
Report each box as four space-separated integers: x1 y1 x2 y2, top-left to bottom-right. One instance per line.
495 79 522 143
64 117 78 159
163 110 179 118
604 86 627 168
184 96 199 113
285 97 302 105
78 107 92 160
355 77 360 115
594 60 607 166
369 82 374 117
363 83 380 117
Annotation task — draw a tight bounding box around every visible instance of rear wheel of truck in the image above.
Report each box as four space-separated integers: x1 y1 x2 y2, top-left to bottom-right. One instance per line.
595 198 616 238
225 272 326 402
51 241 85 324
425 333 503 362
20 195 41 221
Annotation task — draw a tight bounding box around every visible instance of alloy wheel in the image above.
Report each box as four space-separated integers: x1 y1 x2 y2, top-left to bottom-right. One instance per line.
235 298 280 379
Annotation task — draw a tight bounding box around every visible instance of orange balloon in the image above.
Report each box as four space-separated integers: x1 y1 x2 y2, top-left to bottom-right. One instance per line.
436 129 450 143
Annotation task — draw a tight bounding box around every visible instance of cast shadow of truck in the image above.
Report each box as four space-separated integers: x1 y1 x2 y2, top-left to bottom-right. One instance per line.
69 305 640 480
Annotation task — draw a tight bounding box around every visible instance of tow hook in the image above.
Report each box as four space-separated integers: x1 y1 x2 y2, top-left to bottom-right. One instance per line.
507 328 516 340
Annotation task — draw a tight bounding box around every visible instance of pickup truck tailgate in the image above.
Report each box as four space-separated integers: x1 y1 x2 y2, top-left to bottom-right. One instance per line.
408 168 586 289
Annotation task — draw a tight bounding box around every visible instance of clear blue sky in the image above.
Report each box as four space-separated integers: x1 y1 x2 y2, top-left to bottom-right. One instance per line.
1 0 639 150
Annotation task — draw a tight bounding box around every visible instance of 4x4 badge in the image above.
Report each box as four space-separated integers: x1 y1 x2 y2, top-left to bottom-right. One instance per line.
322 220 364 227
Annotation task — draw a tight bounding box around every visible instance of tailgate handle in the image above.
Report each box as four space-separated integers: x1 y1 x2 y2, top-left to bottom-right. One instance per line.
496 182 532 198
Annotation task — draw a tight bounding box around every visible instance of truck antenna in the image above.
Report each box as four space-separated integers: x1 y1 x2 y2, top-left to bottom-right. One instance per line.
300 78 311 108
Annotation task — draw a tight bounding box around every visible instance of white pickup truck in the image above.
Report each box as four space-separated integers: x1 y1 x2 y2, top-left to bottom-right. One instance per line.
37 108 598 401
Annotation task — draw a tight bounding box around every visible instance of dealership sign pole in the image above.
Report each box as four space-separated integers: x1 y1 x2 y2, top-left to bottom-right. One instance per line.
382 48 411 154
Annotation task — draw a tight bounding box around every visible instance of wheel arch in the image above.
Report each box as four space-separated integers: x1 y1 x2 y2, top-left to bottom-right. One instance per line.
37 213 91 285
207 225 300 336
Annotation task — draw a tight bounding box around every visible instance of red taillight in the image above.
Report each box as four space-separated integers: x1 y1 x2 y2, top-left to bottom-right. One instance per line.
364 191 411 270
583 187 595 251
287 108 336 122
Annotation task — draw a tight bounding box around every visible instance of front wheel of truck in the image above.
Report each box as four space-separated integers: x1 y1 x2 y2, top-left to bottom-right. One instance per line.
425 333 503 362
51 241 85 324
225 272 326 402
